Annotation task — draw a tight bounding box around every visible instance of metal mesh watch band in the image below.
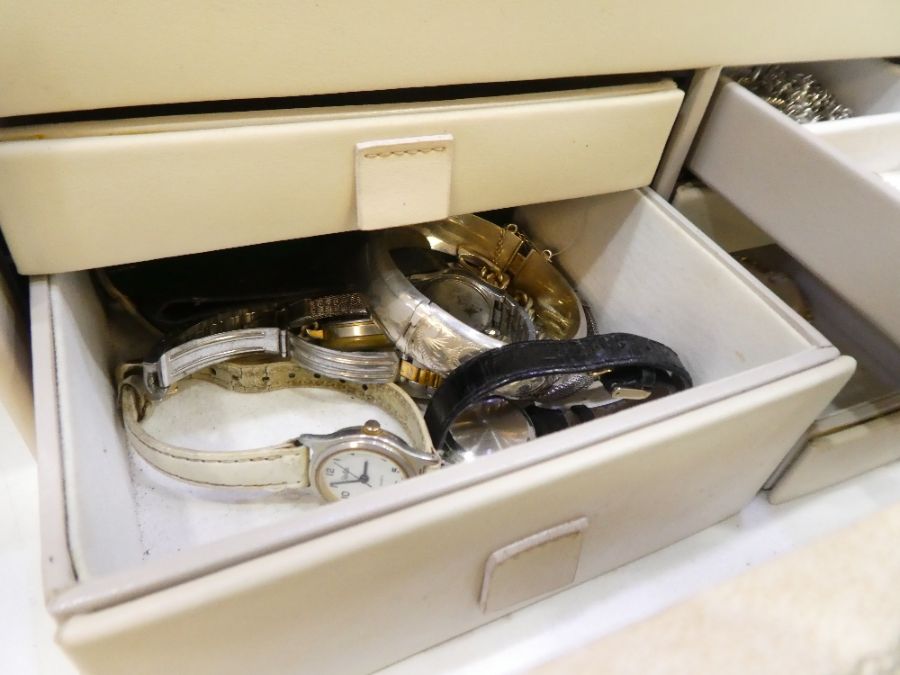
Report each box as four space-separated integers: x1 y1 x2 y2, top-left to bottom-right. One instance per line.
733 65 853 123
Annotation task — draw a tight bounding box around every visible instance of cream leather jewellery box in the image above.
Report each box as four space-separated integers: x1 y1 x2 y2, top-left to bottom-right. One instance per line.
688 57 900 503
2 4 900 674
31 197 850 675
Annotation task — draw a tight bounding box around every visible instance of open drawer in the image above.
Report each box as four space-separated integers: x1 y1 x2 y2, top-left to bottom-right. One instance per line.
688 60 900 346
35 188 852 674
673 183 900 503
767 272 900 503
0 80 682 274
802 59 900 191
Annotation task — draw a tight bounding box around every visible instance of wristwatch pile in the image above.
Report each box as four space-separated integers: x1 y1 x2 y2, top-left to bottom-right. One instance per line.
733 65 853 123
107 214 692 503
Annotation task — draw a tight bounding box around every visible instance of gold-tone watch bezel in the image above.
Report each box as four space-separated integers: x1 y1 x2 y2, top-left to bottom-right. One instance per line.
311 435 418 502
301 316 393 351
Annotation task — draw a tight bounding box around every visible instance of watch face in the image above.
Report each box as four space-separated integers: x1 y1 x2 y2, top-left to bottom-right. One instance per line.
416 274 495 333
316 448 408 501
444 397 536 464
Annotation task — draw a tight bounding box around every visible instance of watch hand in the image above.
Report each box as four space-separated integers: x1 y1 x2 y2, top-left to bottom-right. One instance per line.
359 461 370 483
330 478 364 486
331 460 361 481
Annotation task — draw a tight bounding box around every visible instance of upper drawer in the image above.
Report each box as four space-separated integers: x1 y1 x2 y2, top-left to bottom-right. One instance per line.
688 64 900 346
3 1 900 117
0 81 682 274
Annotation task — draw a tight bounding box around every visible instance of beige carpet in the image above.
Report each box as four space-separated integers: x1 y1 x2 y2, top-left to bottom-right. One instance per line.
535 501 900 675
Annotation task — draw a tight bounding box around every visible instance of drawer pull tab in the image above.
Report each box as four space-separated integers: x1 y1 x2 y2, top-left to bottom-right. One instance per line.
479 516 588 613
355 134 454 231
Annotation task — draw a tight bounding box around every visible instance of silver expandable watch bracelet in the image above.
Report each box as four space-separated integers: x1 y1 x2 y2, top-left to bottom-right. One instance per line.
141 293 403 399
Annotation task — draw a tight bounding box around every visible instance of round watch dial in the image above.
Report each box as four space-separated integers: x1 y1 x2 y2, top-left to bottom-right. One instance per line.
417 275 494 332
444 397 536 464
316 449 408 501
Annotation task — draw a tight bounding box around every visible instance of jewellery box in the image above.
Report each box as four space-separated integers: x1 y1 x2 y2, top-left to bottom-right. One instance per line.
1 3 899 673
688 58 900 503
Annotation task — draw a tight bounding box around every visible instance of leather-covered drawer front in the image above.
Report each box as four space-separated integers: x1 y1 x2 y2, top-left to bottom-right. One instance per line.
3 1 900 117
688 73 900 347
57 362 851 675
0 82 682 274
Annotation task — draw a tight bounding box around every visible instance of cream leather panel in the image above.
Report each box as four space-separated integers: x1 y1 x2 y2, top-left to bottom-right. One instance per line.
2 1 900 117
56 359 853 675
355 135 454 231
769 406 900 504
0 83 682 274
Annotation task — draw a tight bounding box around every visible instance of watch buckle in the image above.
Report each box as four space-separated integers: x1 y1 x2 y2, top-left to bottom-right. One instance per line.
610 386 653 401
599 367 657 401
303 325 326 341
116 365 152 420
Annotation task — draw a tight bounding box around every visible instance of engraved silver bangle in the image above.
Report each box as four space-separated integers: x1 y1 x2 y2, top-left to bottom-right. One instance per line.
363 216 588 392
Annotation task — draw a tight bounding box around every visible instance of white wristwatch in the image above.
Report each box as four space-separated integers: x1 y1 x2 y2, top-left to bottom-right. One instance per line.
119 359 440 501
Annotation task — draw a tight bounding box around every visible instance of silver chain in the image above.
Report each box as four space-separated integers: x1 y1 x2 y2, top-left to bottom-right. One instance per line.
734 65 853 123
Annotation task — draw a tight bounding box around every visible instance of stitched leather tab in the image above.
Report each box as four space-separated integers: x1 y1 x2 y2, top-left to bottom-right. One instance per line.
355 134 453 231
480 517 588 613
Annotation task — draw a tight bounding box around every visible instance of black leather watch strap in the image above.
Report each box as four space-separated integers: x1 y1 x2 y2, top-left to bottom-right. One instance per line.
524 405 571 437
424 333 692 448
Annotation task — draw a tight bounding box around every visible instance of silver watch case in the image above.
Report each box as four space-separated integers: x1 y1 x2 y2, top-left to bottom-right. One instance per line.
410 269 537 344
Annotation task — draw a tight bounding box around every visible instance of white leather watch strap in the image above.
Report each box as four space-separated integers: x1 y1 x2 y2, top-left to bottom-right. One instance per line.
119 360 432 490
121 385 311 489
190 360 431 457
